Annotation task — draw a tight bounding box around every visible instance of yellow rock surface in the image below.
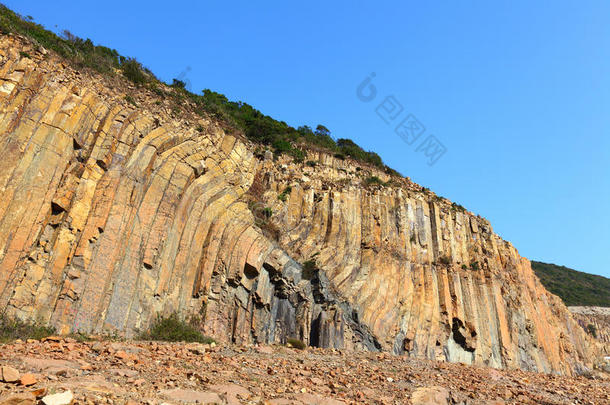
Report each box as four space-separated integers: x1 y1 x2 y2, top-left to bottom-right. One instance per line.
0 34 600 375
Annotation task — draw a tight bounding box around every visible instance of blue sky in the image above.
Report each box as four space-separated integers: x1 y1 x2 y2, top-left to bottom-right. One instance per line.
7 1 610 278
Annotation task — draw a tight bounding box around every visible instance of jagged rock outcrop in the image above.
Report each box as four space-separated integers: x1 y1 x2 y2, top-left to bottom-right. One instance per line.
0 34 600 375
569 306 610 344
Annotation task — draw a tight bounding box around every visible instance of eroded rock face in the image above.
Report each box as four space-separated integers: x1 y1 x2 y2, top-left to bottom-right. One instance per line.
0 34 599 374
569 307 610 344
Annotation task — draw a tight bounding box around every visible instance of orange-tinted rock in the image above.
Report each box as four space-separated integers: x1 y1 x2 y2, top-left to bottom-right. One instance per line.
0 33 600 376
19 373 37 386
569 306 610 343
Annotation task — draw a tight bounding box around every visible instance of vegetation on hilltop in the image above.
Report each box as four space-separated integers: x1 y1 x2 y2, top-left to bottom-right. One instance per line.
0 4 148 77
531 261 610 307
0 4 399 176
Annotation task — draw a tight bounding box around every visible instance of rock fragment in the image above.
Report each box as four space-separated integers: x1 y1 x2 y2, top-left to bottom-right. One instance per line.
0 392 36 405
160 388 223 404
1 366 20 383
19 373 37 386
41 390 73 405
411 386 449 405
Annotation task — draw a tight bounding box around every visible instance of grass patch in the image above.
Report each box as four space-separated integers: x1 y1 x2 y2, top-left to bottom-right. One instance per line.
0 314 55 343
124 95 137 106
138 313 215 344
67 332 93 342
277 186 292 202
364 176 386 187
287 338 306 350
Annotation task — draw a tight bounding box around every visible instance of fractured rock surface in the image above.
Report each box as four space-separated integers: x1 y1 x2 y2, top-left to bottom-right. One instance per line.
569 306 610 344
0 34 601 375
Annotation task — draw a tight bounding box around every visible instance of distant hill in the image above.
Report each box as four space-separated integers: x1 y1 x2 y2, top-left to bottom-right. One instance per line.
531 261 610 307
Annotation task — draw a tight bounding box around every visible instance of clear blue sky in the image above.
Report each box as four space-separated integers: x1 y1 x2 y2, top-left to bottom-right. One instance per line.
7 1 610 278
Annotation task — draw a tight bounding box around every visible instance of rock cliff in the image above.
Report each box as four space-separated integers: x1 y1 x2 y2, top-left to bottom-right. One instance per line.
0 34 600 375
569 307 610 344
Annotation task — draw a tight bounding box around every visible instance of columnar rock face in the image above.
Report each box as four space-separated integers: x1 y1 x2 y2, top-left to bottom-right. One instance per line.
0 35 600 375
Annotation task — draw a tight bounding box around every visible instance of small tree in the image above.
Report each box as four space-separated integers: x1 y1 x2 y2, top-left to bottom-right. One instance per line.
172 78 186 89
315 124 331 137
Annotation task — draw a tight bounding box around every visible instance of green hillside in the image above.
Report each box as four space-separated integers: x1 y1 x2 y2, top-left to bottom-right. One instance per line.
531 261 610 307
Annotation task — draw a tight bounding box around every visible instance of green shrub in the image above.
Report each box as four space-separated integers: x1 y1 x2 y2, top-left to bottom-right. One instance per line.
451 202 466 212
469 261 480 271
290 147 305 163
302 259 317 280
364 176 386 187
19 50 30 58
124 95 137 106
287 338 306 350
586 324 597 338
461 264 468 270
172 78 186 89
271 139 291 153
278 186 292 202
384 166 403 177
438 255 451 266
0 314 56 343
138 313 214 343
121 58 147 85
336 138 382 167
306 160 317 167
150 84 164 97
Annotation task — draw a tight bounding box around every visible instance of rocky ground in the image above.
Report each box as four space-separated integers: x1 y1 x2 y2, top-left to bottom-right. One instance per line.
0 338 608 405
